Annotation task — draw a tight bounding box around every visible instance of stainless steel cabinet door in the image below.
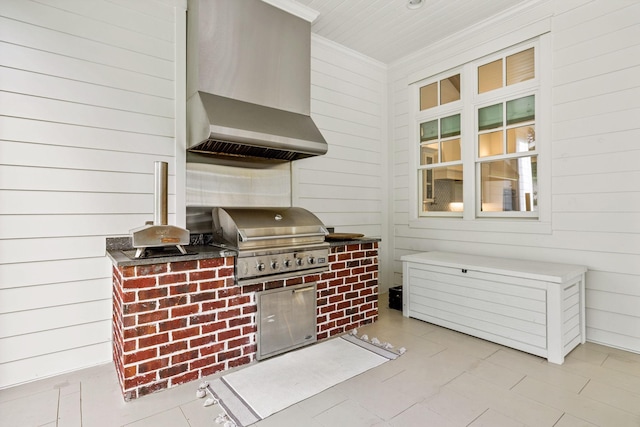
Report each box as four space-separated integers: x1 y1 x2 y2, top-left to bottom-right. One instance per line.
257 283 317 360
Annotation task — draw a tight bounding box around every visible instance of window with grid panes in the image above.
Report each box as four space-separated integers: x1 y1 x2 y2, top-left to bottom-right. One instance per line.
413 43 539 219
418 74 463 215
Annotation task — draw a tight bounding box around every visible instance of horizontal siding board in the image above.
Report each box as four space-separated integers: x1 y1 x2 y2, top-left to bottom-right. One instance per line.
0 342 111 389
587 271 640 297
552 151 640 177
587 309 640 348
312 113 381 141
0 278 111 311
0 42 173 98
0 117 175 155
586 289 640 319
553 171 640 195
295 183 381 201
311 99 382 130
0 236 112 264
0 16 173 79
552 107 640 141
552 130 640 159
32 0 176 42
297 169 381 189
0 0 174 59
552 212 640 234
0 92 174 137
0 214 148 239
554 22 640 69
0 191 177 215
553 67 640 106
552 86 640 124
0 258 111 289
0 165 176 194
552 193 640 213
0 321 111 364
552 1 639 51
0 300 110 338
0 67 174 118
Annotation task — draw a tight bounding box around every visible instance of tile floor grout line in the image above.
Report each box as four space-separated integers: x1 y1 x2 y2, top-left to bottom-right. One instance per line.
465 407 489 427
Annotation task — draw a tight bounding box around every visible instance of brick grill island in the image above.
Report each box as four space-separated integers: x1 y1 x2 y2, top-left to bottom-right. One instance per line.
110 241 379 400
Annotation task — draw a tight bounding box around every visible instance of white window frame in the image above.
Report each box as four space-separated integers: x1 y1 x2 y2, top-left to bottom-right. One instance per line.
408 35 551 234
415 70 464 217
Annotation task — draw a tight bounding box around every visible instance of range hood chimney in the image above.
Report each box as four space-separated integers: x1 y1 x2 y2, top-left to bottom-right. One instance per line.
187 0 327 161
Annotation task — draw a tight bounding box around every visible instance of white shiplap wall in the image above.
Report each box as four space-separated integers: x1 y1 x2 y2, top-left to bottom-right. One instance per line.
389 0 640 353
294 35 391 290
0 0 184 388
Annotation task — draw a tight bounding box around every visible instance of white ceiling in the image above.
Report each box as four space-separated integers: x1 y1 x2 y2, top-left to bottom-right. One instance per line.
295 0 532 64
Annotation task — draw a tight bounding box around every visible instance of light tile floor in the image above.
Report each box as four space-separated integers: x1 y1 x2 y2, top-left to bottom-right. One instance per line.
2 298 640 427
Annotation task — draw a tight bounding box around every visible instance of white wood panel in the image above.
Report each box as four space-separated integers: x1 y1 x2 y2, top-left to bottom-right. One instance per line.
0 236 112 264
552 151 640 177
552 130 640 158
0 92 174 137
0 42 173 98
553 67 639 106
0 117 175 155
0 342 111 389
0 0 174 59
0 300 110 338
552 212 640 234
0 142 175 175
0 67 174 118
0 321 111 364
553 171 640 195
587 271 640 297
32 0 176 41
0 259 111 290
0 214 149 239
297 169 381 188
0 278 111 313
0 16 173 79
0 165 176 194
0 191 177 215
0 0 181 389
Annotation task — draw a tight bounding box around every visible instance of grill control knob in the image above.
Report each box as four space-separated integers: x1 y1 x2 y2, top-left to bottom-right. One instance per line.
257 262 266 272
271 261 279 270
308 256 316 265
295 258 304 266
283 259 292 268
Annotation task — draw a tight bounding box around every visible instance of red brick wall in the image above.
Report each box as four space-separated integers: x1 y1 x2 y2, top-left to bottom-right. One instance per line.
111 242 378 400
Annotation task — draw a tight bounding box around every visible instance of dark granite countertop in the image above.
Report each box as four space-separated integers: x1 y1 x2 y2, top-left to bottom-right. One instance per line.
106 235 381 267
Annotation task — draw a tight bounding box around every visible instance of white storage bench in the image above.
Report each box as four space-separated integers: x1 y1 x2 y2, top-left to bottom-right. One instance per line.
401 251 587 364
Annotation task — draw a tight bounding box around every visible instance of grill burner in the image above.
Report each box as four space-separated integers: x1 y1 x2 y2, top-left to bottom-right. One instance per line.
212 207 329 285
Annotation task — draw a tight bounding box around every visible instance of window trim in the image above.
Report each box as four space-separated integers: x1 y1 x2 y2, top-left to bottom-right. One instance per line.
408 35 552 234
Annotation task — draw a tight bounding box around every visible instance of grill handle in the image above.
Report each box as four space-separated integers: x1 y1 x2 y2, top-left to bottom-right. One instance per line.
237 227 329 242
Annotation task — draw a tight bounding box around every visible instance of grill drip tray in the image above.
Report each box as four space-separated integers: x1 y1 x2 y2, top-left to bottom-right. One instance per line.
122 247 198 260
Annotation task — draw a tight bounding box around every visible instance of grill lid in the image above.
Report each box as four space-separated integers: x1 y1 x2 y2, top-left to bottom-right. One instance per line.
213 207 328 250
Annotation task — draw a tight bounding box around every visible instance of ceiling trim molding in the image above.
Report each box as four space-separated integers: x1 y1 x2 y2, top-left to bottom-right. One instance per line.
312 34 388 71
261 0 320 22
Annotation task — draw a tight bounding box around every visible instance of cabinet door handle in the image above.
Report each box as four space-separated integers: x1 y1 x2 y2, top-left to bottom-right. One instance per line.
461 269 468 273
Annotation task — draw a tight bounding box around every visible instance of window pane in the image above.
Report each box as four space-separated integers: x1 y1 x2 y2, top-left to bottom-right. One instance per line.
478 131 503 157
421 166 463 213
420 119 438 141
440 74 461 104
441 139 461 162
420 82 437 110
478 59 502 94
480 157 537 212
507 125 535 154
506 48 534 86
441 114 461 138
421 143 438 165
478 103 503 130
506 95 535 125
421 169 434 203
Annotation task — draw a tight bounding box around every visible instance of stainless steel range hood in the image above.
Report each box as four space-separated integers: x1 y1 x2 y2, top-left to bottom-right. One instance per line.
187 0 328 161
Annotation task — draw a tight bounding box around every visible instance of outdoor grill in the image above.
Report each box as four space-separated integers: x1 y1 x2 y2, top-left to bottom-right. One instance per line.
212 207 330 285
